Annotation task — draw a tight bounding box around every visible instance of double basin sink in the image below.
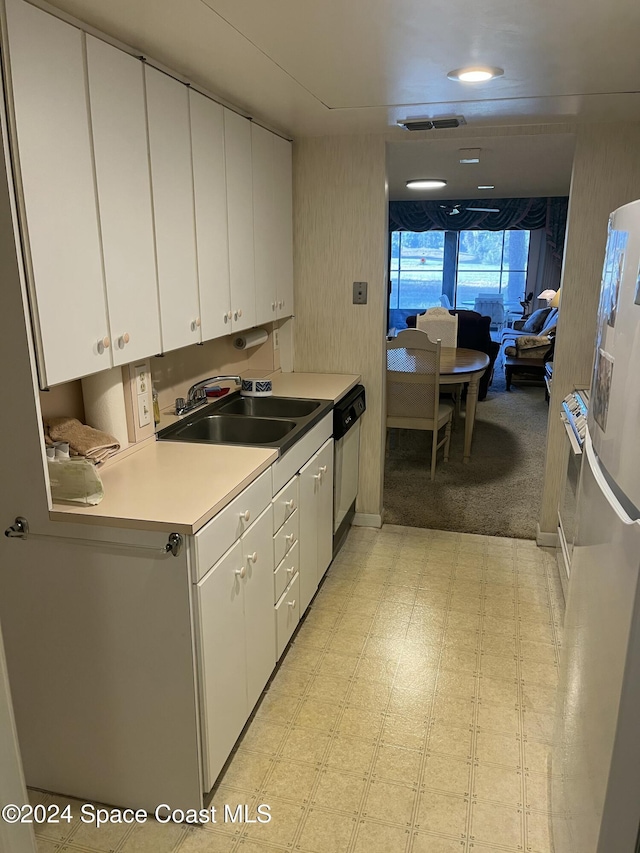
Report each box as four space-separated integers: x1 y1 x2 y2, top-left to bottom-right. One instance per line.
157 393 333 456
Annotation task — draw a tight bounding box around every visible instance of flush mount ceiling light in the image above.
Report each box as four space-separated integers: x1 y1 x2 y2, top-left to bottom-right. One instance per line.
406 179 447 190
478 185 495 190
459 148 481 164
447 66 504 83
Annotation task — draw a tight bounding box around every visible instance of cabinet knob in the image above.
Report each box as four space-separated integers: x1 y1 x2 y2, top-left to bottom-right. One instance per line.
117 332 130 349
191 318 201 332
235 566 246 579
287 599 296 608
248 551 258 564
240 510 251 522
224 312 230 323
97 336 110 354
237 308 243 318
233 311 238 322
286 565 295 576
319 465 328 474
313 473 322 481
285 499 295 510
285 533 295 546
278 300 284 309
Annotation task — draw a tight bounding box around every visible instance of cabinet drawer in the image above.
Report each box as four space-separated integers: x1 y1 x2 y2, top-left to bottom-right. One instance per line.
273 509 298 568
272 476 298 533
194 469 272 580
274 541 299 604
275 573 300 660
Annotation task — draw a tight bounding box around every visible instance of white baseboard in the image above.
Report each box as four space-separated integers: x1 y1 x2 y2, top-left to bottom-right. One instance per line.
536 524 559 547
353 513 383 529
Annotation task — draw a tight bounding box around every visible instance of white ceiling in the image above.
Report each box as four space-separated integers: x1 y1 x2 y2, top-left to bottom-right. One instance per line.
43 0 640 138
387 133 576 200
39 0 636 200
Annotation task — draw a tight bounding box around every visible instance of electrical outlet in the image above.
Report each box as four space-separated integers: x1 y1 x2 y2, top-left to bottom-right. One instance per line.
273 328 280 350
353 281 368 304
137 393 151 428
134 364 148 396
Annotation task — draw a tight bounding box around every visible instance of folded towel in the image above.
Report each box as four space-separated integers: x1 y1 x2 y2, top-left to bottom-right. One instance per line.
44 417 120 464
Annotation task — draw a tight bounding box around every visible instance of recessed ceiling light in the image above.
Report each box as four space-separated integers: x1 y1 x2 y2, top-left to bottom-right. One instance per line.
406 179 447 190
477 185 495 190
448 66 504 83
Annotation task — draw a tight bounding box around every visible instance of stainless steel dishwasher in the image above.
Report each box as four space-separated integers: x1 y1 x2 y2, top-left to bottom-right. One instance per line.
333 384 366 555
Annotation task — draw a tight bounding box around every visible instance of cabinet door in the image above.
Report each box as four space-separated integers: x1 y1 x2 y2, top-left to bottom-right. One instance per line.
86 36 161 366
224 109 256 332
5 0 110 386
315 438 335 583
189 90 232 342
273 135 294 320
196 540 246 791
298 453 320 614
145 66 201 353
241 506 275 710
252 124 278 326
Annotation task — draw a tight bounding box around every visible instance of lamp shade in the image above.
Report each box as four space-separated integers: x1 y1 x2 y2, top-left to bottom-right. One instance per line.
538 289 557 302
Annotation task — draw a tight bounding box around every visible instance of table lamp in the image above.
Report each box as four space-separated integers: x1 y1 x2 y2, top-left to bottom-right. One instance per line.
538 289 557 305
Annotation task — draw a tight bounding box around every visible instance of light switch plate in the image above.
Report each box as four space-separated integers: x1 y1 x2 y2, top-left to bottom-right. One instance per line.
137 393 151 428
353 281 368 304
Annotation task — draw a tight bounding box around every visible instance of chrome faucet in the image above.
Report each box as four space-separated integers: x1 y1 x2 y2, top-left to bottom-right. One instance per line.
175 375 242 416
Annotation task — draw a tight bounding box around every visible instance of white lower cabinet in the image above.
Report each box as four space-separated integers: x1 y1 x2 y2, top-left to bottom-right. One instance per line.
196 540 246 792
298 438 335 613
275 574 300 660
195 503 275 790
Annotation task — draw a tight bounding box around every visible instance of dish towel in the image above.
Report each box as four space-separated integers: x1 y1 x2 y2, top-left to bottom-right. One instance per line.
44 417 120 464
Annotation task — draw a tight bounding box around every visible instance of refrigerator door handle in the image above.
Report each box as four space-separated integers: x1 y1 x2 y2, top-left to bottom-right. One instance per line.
585 433 640 527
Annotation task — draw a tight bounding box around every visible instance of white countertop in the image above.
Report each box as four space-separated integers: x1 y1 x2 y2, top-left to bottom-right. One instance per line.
49 371 360 535
268 371 360 403
50 442 277 534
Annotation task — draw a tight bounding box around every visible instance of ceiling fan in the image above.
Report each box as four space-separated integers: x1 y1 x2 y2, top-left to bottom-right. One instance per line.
440 203 500 215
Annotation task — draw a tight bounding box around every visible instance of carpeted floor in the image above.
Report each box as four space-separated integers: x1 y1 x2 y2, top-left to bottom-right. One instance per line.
383 358 549 539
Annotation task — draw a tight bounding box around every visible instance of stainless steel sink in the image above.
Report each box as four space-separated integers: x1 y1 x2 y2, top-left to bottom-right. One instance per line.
157 392 333 455
166 414 297 446
217 396 322 419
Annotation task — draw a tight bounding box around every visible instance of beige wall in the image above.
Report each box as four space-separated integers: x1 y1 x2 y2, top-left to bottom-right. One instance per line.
538 122 640 534
293 136 388 519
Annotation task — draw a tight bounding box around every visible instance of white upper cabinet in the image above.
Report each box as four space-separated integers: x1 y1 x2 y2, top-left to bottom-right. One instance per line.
273 135 294 320
252 123 278 326
86 36 161 366
223 109 256 332
189 90 232 342
145 66 200 354
5 0 110 386
252 126 294 327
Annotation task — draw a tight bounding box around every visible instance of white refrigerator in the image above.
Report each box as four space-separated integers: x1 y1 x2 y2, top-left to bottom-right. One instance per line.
552 199 640 853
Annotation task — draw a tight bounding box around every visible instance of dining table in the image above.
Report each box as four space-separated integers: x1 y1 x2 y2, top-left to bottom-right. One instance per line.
386 346 490 462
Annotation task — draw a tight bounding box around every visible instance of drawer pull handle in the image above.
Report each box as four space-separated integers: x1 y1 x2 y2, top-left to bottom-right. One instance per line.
248 552 258 564
287 599 296 608
235 567 246 579
285 499 295 510
241 510 251 522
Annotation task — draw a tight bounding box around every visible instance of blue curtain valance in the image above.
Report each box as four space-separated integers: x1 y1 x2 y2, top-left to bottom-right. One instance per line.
389 196 568 263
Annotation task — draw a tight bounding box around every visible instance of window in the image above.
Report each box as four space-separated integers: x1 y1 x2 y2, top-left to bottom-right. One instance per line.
389 229 530 330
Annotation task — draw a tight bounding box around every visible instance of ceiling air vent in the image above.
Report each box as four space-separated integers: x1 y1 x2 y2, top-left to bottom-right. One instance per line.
397 115 467 131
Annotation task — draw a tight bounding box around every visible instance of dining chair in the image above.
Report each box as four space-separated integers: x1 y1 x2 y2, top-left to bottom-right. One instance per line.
386 329 453 480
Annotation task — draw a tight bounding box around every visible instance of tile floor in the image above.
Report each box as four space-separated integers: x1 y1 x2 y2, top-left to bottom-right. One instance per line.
30 525 565 853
